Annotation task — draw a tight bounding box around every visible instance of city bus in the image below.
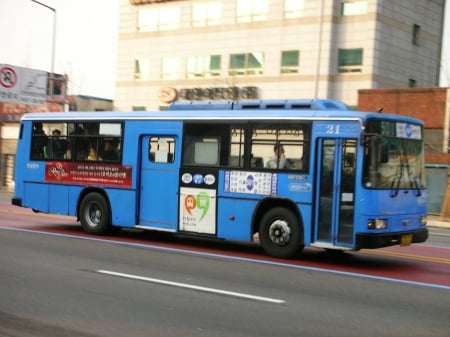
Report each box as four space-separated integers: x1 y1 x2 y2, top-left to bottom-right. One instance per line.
12 99 428 258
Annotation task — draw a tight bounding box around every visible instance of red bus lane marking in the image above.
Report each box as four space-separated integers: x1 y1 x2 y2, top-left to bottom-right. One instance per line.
359 246 450 287
366 244 450 261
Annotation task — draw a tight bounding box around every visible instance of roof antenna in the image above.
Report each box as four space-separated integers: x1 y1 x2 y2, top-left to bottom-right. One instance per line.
376 107 383 113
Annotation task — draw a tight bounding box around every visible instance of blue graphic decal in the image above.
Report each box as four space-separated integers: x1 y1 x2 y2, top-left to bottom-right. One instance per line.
245 174 254 191
193 174 204 184
404 124 412 138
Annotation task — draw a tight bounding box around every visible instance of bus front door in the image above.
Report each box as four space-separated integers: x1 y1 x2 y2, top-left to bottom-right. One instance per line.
138 135 179 231
313 138 356 248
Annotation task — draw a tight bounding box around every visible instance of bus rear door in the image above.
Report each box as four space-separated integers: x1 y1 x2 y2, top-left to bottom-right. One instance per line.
138 135 179 231
313 138 357 248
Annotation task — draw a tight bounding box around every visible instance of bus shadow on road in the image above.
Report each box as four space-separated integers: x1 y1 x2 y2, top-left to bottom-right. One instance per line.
296 247 413 271
26 222 415 273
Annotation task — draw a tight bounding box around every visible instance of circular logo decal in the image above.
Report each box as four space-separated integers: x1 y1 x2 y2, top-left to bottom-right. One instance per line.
245 175 254 191
193 174 204 184
181 173 192 184
204 174 215 185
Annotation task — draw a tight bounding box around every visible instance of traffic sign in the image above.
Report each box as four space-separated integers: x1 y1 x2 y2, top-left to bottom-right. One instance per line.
0 64 47 105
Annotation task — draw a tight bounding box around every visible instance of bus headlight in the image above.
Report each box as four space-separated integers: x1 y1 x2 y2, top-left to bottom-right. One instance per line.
420 215 427 226
368 219 387 230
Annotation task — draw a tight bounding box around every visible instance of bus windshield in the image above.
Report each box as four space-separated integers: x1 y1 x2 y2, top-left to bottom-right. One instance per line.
363 136 426 190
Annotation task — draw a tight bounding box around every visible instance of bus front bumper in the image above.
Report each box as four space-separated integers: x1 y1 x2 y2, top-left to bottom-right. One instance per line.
356 229 428 249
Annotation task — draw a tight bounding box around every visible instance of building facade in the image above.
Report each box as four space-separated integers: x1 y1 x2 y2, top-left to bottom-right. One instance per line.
115 0 445 110
67 95 114 112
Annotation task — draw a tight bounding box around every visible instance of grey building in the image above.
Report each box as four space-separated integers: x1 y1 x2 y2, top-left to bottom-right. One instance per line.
114 0 445 110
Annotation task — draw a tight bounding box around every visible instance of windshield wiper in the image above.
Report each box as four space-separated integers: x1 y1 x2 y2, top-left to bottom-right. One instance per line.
390 154 421 197
404 158 422 196
390 164 402 198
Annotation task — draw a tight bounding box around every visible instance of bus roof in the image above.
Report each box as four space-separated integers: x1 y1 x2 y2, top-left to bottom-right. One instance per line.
19 99 423 126
169 98 351 111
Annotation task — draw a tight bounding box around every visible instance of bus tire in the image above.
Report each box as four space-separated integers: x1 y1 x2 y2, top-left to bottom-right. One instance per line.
79 192 111 235
259 207 303 259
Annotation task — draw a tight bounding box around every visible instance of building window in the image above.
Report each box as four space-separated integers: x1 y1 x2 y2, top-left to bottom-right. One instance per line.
284 0 304 18
412 24 421 46
281 50 300 74
187 55 221 78
341 1 368 15
162 57 182 80
138 6 180 32
229 52 264 76
236 0 268 23
338 48 363 73
192 2 222 27
134 58 150 80
408 79 417 88
133 106 146 111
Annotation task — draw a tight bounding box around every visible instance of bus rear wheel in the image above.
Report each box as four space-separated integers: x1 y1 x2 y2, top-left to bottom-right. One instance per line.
259 207 303 259
79 192 111 235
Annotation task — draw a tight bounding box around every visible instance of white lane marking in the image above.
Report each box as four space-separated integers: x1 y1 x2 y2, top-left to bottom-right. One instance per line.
96 269 285 304
2 227 449 291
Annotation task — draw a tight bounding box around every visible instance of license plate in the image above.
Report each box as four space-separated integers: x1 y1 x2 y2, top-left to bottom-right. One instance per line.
401 234 413 246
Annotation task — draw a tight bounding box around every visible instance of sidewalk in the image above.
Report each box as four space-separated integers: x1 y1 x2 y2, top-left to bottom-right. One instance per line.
427 215 450 229
1 188 448 228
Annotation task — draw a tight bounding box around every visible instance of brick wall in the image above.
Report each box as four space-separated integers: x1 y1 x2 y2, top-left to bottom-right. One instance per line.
425 152 450 164
358 87 448 129
358 87 450 164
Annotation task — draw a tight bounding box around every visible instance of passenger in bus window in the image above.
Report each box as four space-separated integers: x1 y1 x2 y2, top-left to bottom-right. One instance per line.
31 122 48 159
265 144 294 169
87 146 97 161
100 140 119 161
47 129 67 159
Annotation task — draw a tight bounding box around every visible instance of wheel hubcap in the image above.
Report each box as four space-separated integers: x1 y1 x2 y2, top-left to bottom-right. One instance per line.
88 204 102 227
268 219 291 245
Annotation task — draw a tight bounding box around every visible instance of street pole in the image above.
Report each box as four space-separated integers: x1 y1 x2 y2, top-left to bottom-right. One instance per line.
30 0 56 98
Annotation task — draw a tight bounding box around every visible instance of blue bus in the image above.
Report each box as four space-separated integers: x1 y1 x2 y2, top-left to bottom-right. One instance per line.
12 99 428 258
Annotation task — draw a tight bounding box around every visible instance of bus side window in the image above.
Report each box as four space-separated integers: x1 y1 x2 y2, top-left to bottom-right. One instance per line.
251 156 264 168
47 128 68 160
84 137 100 161
229 126 245 168
100 139 120 162
149 137 175 163
194 139 220 165
250 123 310 171
31 122 48 160
183 136 220 166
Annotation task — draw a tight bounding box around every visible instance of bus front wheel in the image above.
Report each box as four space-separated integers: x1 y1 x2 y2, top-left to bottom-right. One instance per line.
259 207 303 259
79 192 111 235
